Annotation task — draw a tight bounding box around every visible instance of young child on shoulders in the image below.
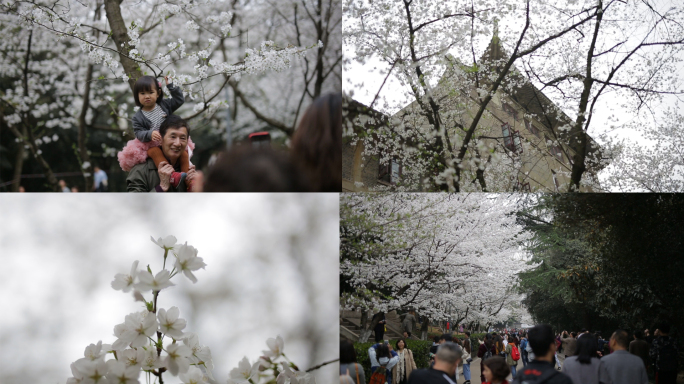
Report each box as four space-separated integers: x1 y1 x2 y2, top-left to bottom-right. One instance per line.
117 75 195 190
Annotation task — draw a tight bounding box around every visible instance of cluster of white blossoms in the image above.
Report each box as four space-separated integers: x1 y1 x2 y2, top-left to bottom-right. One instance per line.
67 235 210 384
243 41 322 75
67 235 317 384
227 335 316 384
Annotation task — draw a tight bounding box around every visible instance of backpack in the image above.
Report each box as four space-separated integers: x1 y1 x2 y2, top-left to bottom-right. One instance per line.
368 368 387 384
511 345 521 361
482 345 493 361
520 339 528 353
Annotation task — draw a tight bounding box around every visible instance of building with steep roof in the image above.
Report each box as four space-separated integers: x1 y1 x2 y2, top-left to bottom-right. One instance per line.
343 30 606 192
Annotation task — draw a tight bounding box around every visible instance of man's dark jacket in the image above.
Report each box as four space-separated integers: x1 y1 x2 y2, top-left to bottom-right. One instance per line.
127 158 186 192
407 367 456 384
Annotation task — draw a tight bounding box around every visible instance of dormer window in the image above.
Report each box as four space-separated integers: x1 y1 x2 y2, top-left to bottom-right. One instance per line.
525 119 541 138
544 135 564 163
551 145 564 162
502 103 517 119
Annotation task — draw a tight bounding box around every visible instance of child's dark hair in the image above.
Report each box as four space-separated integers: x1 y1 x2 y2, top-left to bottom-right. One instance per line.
133 75 164 107
160 115 190 137
483 356 510 381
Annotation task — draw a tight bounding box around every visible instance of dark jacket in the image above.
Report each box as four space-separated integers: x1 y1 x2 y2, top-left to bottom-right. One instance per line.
512 360 574 384
629 338 650 370
132 83 184 142
650 336 679 372
406 367 456 384
126 158 187 192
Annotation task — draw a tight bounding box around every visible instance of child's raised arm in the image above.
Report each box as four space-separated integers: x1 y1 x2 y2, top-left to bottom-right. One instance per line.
161 76 184 113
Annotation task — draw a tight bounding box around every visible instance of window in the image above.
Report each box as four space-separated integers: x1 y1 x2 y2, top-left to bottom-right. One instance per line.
544 135 564 163
502 123 523 154
525 119 540 138
379 158 401 185
551 145 564 162
502 103 517 119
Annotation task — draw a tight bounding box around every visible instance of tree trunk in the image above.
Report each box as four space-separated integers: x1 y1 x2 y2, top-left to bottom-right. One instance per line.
11 130 25 192
19 29 60 191
569 0 602 191
420 318 429 341
8 125 61 191
103 0 143 92
79 64 94 191
358 310 374 343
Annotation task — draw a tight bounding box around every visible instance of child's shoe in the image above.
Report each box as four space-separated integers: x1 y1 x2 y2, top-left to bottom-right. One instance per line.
170 172 186 188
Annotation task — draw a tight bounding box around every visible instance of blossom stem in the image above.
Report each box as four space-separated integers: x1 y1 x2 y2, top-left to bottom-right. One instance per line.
152 264 164 384
305 358 340 372
163 248 168 269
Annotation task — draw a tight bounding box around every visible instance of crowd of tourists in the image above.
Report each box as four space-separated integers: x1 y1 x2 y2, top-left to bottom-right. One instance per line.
340 323 679 384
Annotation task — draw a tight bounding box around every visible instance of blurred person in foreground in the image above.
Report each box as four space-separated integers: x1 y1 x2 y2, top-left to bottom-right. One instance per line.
561 333 611 384
203 146 310 192
602 329 647 384
408 342 462 384
650 324 679 384
482 356 511 384
290 92 341 192
512 325 573 384
340 339 365 384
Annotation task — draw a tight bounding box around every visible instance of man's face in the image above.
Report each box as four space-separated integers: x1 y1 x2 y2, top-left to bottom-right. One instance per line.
161 127 189 163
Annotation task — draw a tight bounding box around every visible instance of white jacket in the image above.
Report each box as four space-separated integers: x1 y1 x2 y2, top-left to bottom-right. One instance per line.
368 345 399 370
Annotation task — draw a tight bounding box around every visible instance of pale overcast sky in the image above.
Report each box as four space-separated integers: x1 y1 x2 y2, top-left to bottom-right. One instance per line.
0 194 338 384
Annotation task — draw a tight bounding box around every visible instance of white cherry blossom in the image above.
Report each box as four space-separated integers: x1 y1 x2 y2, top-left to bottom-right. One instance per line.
151 236 178 251
227 356 259 384
157 306 186 339
183 333 214 377
164 343 192 376
111 261 139 292
135 270 174 292
262 335 284 358
105 360 140 384
140 348 164 371
276 365 315 384
112 311 159 350
82 341 105 361
173 242 206 283
73 359 109 384
119 348 145 369
179 366 207 384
